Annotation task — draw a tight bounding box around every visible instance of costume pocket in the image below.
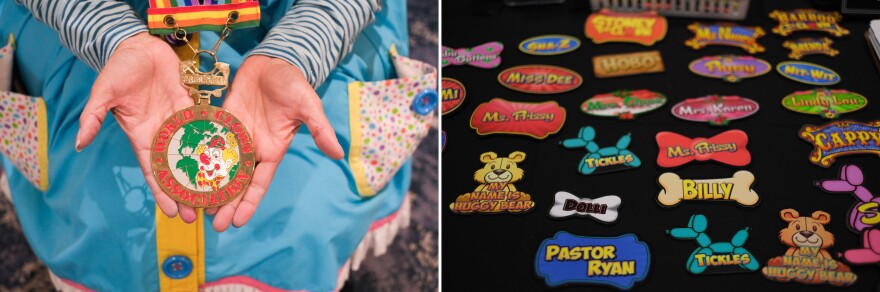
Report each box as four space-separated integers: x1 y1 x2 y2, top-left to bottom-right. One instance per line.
348 47 437 197
0 91 48 191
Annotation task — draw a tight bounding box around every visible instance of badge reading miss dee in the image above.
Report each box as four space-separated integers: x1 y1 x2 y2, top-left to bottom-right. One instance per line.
799 120 880 167
657 171 759 207
535 231 650 290
769 9 849 37
761 209 857 286
449 151 535 214
152 105 255 208
667 214 759 274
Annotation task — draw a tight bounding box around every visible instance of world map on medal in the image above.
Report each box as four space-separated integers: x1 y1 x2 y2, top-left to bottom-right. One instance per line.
165 120 241 192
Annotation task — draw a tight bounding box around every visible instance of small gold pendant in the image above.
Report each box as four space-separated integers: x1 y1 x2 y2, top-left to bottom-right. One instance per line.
151 56 255 208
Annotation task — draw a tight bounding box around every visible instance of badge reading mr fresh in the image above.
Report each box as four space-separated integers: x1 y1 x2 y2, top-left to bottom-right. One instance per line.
151 25 255 208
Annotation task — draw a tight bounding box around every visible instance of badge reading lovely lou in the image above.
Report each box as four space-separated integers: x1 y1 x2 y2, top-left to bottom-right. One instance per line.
782 88 866 119
688 55 771 83
518 35 580 55
671 95 759 126
441 78 466 115
799 120 880 167
497 65 582 94
561 126 640 175
657 171 759 207
777 61 840 86
784 38 839 60
584 9 667 46
470 98 565 139
549 191 621 224
668 214 759 274
685 23 765 54
656 130 751 168
581 90 665 120
761 209 857 286
449 151 535 214
535 231 650 290
592 51 664 78
441 42 503 68
769 9 849 37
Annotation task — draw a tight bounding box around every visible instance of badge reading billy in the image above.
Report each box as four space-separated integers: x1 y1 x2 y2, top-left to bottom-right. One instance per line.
536 231 650 290
799 120 880 167
518 35 580 55
497 65 582 94
470 98 565 139
449 151 535 214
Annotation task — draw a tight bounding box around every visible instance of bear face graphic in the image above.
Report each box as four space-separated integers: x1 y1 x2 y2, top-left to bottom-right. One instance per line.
778 208 835 259
473 151 526 192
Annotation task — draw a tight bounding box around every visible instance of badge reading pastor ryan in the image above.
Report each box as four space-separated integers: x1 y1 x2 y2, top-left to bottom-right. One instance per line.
799 120 880 167
536 231 650 290
152 106 255 208
449 151 535 214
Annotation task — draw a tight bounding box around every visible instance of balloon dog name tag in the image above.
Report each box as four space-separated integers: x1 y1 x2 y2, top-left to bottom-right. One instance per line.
817 165 880 233
441 78 466 115
685 23 765 54
561 126 641 175
497 65 582 94
777 61 840 86
688 55 771 83
535 232 650 290
668 214 758 274
761 209 857 286
657 171 759 207
581 90 666 120
592 51 664 78
769 9 849 37
549 192 621 223
441 42 503 68
584 9 667 46
469 98 566 139
656 130 751 168
671 95 759 126
784 38 839 60
799 120 880 167
518 35 580 55
449 151 536 214
782 88 866 119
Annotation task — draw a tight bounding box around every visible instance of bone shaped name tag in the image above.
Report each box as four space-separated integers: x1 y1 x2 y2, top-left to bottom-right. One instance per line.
549 191 620 223
657 171 759 207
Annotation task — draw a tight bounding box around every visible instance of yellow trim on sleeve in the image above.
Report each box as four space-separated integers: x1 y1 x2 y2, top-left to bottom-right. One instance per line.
35 97 48 191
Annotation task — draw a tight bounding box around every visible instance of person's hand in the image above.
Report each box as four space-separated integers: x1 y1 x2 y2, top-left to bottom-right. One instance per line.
76 32 199 223
208 55 344 232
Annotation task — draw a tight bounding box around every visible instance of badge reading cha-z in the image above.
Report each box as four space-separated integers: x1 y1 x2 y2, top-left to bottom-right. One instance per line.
518 35 580 55
152 105 256 208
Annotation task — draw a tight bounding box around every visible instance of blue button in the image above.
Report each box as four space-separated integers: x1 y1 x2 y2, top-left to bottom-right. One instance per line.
162 255 193 279
411 89 438 116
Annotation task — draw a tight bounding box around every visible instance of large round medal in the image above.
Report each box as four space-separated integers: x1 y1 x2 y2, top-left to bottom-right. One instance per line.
151 104 255 208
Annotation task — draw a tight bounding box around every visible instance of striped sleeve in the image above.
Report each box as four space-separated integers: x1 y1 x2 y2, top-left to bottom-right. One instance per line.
14 0 148 72
248 0 382 88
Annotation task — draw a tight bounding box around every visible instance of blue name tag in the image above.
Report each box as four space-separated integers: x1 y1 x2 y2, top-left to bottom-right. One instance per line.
777 61 840 85
535 231 651 290
518 35 580 55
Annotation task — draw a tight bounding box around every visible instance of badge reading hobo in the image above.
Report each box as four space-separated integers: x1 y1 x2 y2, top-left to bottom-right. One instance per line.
152 59 255 208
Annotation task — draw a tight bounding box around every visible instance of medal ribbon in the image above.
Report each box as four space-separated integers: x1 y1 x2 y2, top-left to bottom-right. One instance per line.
147 0 260 34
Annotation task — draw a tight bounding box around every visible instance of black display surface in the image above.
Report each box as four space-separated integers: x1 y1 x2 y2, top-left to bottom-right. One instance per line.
441 0 880 291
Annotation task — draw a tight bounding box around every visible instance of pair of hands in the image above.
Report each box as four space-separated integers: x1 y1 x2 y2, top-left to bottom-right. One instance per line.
75 32 344 232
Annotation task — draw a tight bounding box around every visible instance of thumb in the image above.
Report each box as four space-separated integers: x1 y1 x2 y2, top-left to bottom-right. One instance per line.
302 95 344 160
76 90 111 152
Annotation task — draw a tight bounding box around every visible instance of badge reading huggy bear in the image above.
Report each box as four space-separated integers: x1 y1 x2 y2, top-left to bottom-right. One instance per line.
799 120 880 167
668 214 759 274
560 126 641 175
449 151 535 214
535 231 650 290
761 209 857 286
657 171 759 207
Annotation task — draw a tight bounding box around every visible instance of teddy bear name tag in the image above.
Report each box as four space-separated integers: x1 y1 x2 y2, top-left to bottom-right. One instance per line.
449 151 535 214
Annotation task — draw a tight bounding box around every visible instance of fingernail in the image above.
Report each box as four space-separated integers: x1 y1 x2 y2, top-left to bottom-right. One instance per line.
74 129 82 152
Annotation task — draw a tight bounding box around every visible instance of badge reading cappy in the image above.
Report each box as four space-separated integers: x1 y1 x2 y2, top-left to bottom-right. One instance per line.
535 232 650 290
657 171 759 207
497 65 582 94
584 9 667 46
783 38 839 60
685 23 765 54
470 98 566 139
799 120 880 167
561 126 641 175
549 192 621 224
668 214 759 274
449 151 536 214
581 90 666 120
688 55 771 83
670 95 759 126
656 130 751 168
782 88 866 119
769 9 849 37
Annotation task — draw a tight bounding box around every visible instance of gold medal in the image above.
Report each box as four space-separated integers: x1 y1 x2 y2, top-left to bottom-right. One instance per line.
151 21 255 208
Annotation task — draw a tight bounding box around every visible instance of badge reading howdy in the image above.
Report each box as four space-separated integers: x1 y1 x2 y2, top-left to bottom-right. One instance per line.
497 65 582 94
685 23 765 54
761 209 857 286
782 88 866 119
668 214 759 274
817 165 880 233
549 192 621 224
784 38 839 60
535 232 650 290
449 151 535 214
441 78 466 115
441 42 503 68
799 120 880 167
688 55 771 83
561 126 641 175
470 98 565 139
581 90 666 120
777 61 840 86
769 9 849 37
584 9 667 46
656 130 751 168
657 171 759 207
518 35 580 55
671 95 759 126
592 51 664 78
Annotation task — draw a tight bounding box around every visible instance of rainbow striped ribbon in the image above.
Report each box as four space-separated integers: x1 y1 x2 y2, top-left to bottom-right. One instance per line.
148 0 260 34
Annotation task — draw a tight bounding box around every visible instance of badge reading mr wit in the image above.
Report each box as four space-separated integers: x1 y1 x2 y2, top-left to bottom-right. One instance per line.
152 36 255 208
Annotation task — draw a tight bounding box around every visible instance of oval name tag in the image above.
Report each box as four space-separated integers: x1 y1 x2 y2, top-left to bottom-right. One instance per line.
498 65 583 94
776 61 840 85
689 55 771 83
518 35 580 56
